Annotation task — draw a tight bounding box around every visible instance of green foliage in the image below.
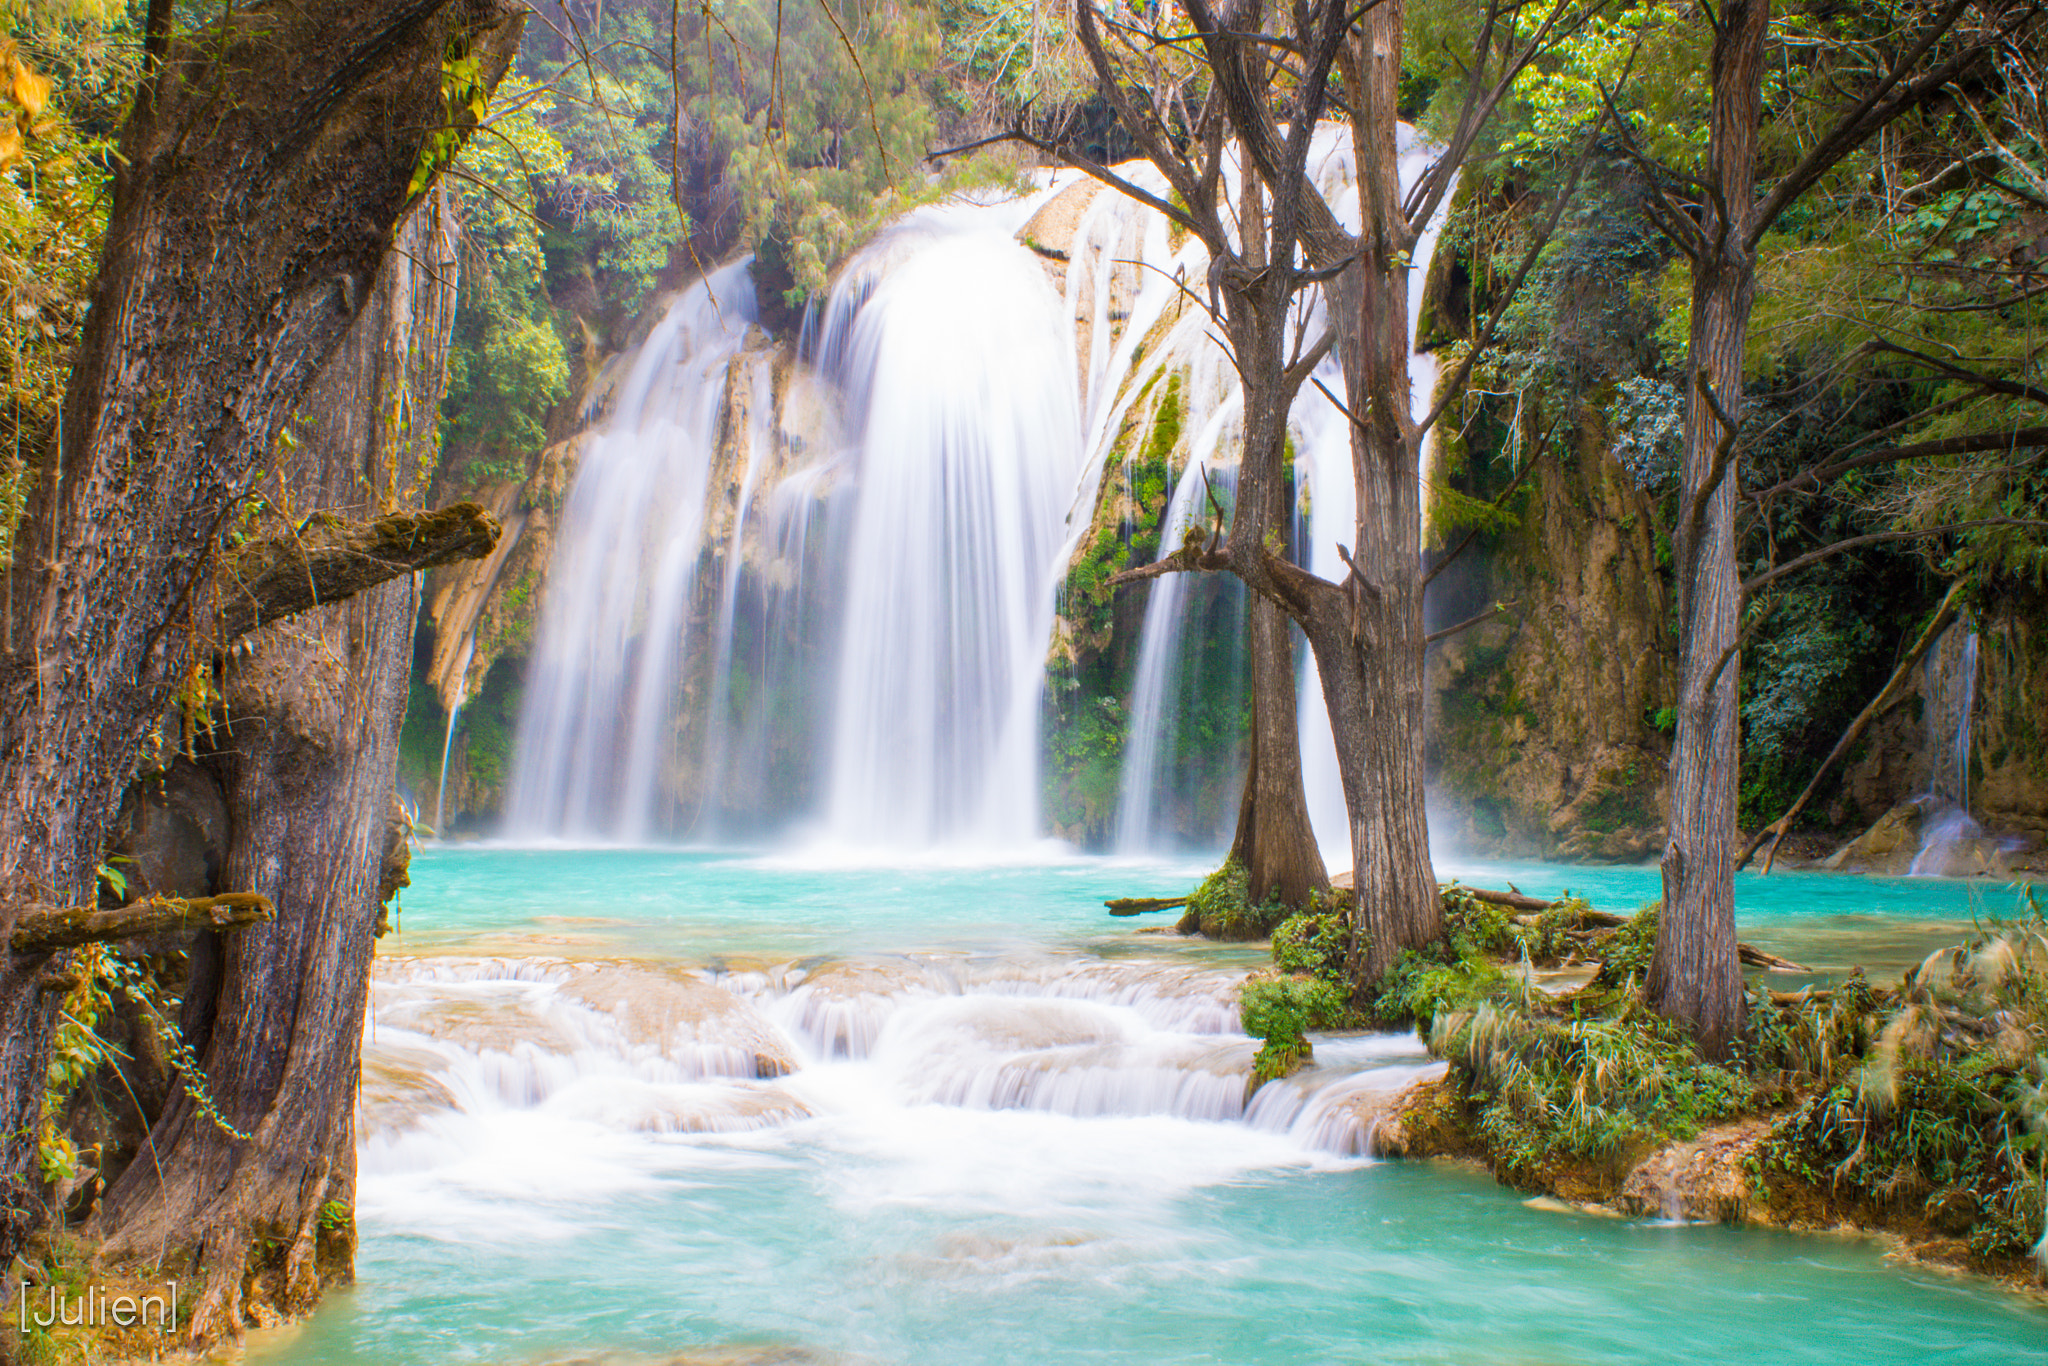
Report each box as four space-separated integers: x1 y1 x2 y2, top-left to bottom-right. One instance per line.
439 75 571 476
1040 676 1125 839
408 39 492 199
1240 974 1347 1088
40 945 113 1182
397 674 451 816
1272 911 1348 982
42 943 250 1182
0 6 137 566
1436 997 1756 1180
1590 904 1658 992
660 0 946 299
938 0 1090 112
449 655 524 807
1186 856 1295 941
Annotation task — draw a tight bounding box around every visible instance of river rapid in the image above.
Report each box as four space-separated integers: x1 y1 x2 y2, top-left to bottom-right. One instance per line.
250 847 2048 1365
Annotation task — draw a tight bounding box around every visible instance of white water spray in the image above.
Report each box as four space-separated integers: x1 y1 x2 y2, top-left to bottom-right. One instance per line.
810 212 1084 849
505 262 760 840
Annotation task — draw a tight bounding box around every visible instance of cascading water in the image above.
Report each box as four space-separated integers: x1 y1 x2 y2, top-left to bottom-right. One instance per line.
809 209 1083 850
1296 126 1455 864
304 849 2048 1365
1104 125 1452 860
1908 623 1983 876
504 127 1446 854
1115 460 1248 850
433 636 474 834
505 261 761 840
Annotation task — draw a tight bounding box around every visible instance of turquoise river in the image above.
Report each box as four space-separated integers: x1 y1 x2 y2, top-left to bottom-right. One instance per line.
249 847 2048 1365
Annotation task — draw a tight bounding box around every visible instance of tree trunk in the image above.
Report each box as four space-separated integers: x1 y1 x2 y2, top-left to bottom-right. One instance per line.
1649 0 1769 1057
1230 596 1328 910
1221 153 1328 915
1309 1 1440 985
0 0 520 1274
93 190 463 1338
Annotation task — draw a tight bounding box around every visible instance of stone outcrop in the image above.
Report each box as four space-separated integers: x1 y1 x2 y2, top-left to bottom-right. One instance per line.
1426 404 1673 862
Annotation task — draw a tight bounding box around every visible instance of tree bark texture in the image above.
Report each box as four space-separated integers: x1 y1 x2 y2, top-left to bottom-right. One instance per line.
1649 0 1769 1056
1229 594 1329 910
1175 0 1440 981
1222 166 1329 914
0 0 520 1274
94 190 464 1339
1310 3 1440 984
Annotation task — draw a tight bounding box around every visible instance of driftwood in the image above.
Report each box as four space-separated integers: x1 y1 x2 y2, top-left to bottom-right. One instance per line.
12 892 275 955
1738 943 1813 972
1106 895 1191 916
210 503 501 642
1738 580 1965 873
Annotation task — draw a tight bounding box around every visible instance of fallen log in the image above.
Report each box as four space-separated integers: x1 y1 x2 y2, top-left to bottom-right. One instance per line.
1738 943 1813 972
1738 580 1965 874
1106 895 1190 917
12 892 275 954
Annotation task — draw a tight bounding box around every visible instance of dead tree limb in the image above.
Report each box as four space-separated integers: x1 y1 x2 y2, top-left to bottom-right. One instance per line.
210 502 501 642
1106 895 1191 916
12 893 275 955
1737 580 1966 872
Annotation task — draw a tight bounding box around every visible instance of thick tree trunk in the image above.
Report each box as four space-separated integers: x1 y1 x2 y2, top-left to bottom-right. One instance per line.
94 191 462 1339
0 0 520 1273
1310 2 1439 985
1221 159 1328 915
1230 593 1328 910
1649 0 1769 1056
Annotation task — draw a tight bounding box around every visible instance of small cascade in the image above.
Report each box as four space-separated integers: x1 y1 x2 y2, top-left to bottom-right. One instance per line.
811 212 1084 849
361 951 1432 1162
505 261 761 840
1116 460 1248 851
433 635 474 835
1909 625 1983 876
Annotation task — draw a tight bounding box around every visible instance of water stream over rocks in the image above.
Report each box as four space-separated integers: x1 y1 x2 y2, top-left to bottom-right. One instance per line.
254 847 2048 1366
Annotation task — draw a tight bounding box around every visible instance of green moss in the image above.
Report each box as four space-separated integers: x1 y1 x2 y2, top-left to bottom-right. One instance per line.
1185 856 1295 940
397 673 450 809
1241 973 1348 1089
449 655 525 818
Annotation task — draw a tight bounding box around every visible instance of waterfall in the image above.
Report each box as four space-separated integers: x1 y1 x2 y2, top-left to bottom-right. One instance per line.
1908 625 1982 876
433 635 475 834
1298 127 1455 866
1106 125 1451 863
505 261 760 840
810 212 1084 850
503 126 1450 854
1116 461 1247 851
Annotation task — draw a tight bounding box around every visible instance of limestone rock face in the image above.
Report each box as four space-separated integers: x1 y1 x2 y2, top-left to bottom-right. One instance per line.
1616 1118 1770 1223
1427 408 1672 862
1822 802 1924 874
